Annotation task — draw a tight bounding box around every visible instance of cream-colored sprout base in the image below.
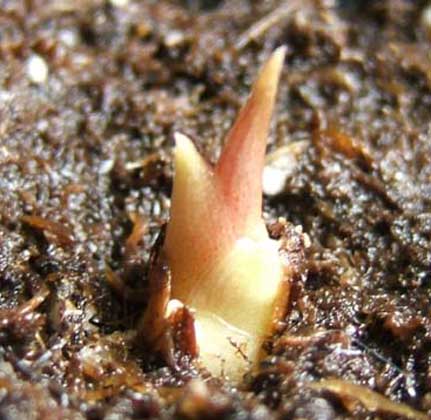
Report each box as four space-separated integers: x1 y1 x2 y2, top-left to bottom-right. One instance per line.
190 236 283 381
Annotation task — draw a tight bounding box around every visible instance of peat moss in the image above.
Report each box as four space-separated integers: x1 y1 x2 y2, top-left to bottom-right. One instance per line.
0 0 430 418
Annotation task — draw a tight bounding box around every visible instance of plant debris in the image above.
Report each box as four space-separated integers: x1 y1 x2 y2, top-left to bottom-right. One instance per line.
309 379 429 420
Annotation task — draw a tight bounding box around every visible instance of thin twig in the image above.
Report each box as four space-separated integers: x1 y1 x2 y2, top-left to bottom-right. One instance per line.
236 0 302 50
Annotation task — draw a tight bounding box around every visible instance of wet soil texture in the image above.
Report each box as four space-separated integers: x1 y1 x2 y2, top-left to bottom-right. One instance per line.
0 0 431 419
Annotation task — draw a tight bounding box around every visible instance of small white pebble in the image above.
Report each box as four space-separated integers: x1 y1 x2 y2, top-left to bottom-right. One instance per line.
109 0 128 7
262 166 287 196
20 249 31 260
27 54 49 84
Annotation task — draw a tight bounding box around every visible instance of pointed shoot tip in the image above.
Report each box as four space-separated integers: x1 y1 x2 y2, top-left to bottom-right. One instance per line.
255 45 286 94
214 46 286 234
174 132 193 150
172 132 205 168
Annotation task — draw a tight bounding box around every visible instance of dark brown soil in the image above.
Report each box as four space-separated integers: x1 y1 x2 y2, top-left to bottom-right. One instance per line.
0 0 430 418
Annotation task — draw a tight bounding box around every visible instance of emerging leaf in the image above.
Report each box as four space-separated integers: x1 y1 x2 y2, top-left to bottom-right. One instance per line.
164 47 288 381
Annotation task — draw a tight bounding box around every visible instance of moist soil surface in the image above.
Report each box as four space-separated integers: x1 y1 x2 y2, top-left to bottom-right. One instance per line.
0 0 431 419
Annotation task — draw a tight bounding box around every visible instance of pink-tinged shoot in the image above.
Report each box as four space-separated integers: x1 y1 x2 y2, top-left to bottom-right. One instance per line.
164 47 288 381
